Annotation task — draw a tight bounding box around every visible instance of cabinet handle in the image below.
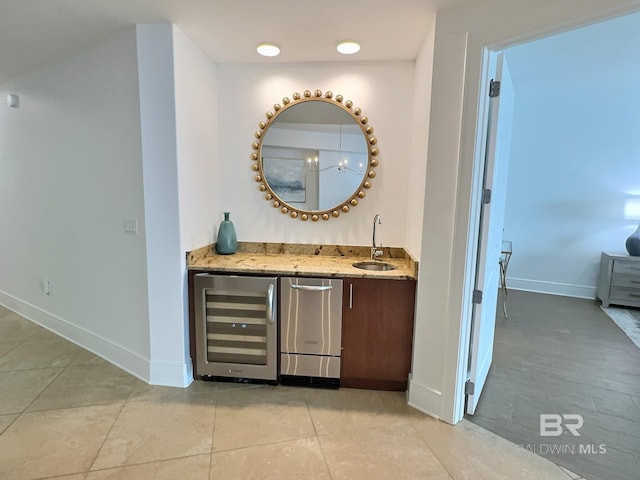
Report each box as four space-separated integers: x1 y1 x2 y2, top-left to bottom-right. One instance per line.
629 293 640 298
349 283 353 309
266 284 275 324
290 284 333 291
630 280 640 284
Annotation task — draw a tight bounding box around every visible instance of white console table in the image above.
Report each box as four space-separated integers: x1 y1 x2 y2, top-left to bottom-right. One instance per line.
596 252 640 308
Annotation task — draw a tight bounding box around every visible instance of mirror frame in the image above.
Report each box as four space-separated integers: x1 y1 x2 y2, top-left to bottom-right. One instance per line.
250 89 379 222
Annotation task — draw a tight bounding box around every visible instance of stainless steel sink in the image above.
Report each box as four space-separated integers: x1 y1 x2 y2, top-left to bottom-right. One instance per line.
352 261 397 271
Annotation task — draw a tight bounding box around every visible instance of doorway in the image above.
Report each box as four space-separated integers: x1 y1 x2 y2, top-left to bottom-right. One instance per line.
462 10 640 480
464 7 640 412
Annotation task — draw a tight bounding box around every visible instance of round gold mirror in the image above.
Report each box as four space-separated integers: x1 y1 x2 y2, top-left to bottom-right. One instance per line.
250 90 379 221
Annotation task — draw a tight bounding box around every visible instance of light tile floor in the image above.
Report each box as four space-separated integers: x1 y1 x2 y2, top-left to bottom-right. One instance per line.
0 305 587 480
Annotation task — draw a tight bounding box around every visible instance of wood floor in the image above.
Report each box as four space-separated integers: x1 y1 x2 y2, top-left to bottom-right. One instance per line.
467 289 640 480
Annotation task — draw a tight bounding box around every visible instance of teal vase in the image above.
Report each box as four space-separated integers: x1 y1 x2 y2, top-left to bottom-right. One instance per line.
216 212 237 255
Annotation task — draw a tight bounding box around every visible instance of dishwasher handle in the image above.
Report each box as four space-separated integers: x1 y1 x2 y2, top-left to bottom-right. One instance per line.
266 284 275 324
290 284 333 292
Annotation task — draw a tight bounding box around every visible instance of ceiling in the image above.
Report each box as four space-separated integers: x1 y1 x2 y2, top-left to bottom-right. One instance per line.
0 0 465 84
2 1 638 88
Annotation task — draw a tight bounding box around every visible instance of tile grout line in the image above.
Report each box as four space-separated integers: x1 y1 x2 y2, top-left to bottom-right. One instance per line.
0 334 40 433
15 360 68 415
304 399 335 480
0 312 86 378
407 421 457 480
0 415 18 436
0 339 24 362
82 452 211 476
7 344 94 479
210 433 322 455
84 376 139 475
32 469 88 480
208 384 220 480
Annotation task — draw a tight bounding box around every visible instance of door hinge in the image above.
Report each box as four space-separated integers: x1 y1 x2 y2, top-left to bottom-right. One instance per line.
472 289 483 304
481 188 492 204
465 380 475 395
489 79 500 97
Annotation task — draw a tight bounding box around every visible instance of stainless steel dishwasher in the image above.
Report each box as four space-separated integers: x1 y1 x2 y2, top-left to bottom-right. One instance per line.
280 277 342 387
194 273 277 382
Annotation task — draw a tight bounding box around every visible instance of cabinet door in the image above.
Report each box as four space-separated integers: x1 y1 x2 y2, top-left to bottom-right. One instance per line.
341 278 416 390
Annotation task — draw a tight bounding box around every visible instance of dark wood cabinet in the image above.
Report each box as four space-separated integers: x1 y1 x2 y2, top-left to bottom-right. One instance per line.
341 278 416 391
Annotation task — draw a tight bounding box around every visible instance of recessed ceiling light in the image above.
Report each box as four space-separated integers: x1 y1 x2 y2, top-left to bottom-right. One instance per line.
337 41 360 55
257 43 280 57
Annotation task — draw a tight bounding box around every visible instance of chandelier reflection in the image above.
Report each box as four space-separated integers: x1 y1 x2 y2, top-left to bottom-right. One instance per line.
306 156 364 175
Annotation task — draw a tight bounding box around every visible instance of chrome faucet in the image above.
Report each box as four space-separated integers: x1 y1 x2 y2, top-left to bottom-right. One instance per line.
371 214 383 260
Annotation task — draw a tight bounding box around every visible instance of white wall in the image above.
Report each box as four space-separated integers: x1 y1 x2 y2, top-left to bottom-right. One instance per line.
406 16 436 259
0 28 151 377
501 19 640 299
172 25 220 382
173 26 219 254
137 24 198 387
409 0 640 424
215 63 414 249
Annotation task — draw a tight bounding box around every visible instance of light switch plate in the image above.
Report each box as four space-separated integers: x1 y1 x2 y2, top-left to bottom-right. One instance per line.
124 219 138 236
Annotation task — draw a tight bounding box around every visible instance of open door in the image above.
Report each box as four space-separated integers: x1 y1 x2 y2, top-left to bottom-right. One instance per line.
466 53 515 415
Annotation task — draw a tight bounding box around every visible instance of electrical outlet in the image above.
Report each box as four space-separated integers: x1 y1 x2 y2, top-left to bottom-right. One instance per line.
42 279 51 295
124 219 139 236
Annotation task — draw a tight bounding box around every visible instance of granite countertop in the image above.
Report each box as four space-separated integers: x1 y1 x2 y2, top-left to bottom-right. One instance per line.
187 242 418 280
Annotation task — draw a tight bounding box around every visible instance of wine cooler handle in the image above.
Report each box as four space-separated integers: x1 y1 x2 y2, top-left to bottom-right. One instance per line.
266 284 275 324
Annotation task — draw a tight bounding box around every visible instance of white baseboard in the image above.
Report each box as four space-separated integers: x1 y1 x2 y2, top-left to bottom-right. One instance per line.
407 374 442 420
0 289 150 382
506 277 596 300
150 359 193 387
